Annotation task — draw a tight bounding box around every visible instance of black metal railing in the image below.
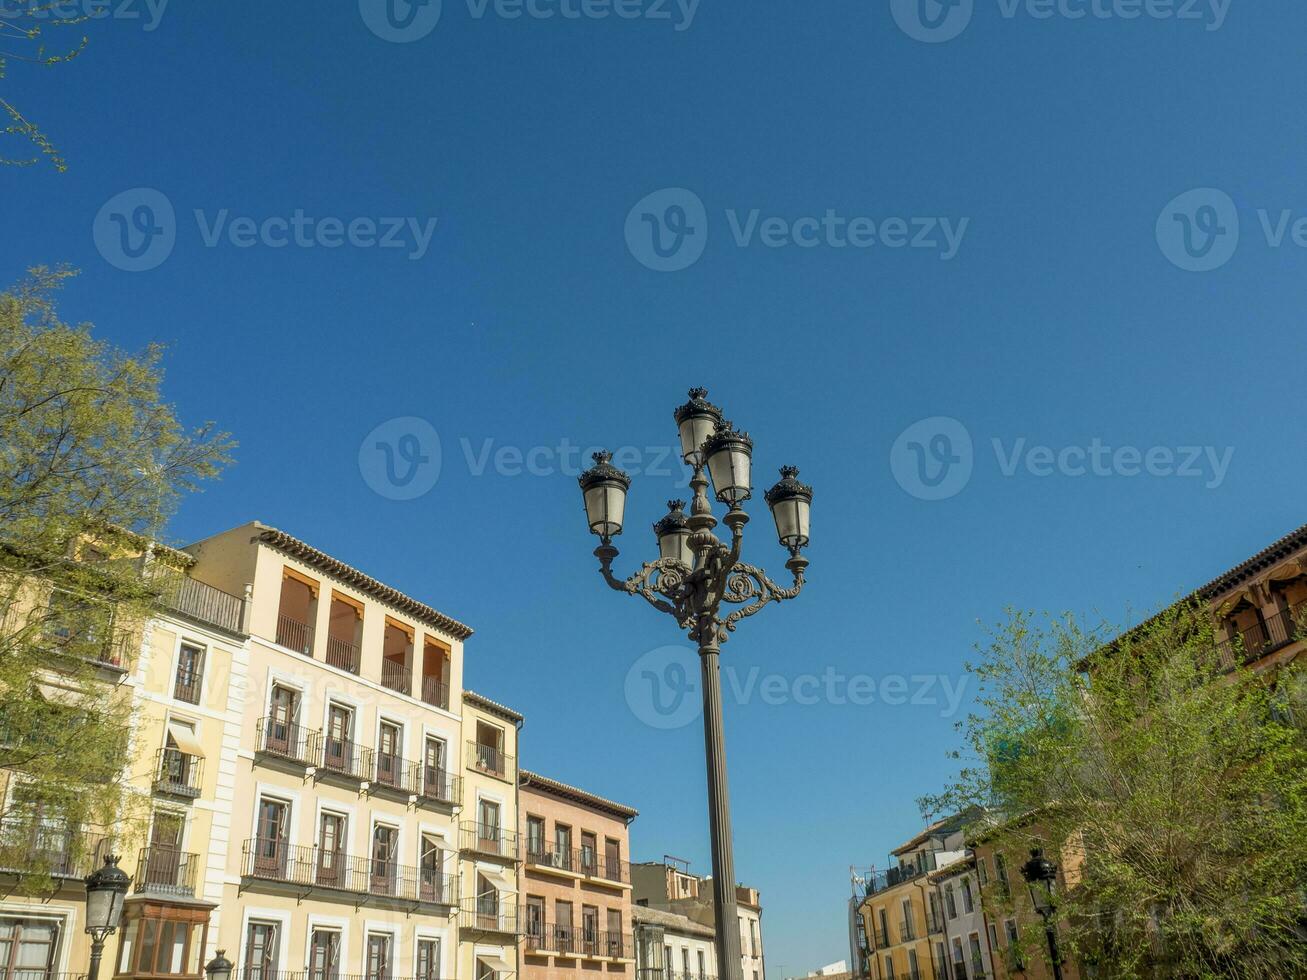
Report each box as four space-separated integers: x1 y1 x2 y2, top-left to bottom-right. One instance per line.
257 717 316 766
419 766 460 806
373 750 421 795
461 821 519 860
173 666 203 705
241 839 456 906
154 747 203 798
325 636 361 674
899 920 914 942
873 927 890 949
421 676 450 710
467 740 512 779
593 854 630 885
926 910 943 935
312 732 375 782
3 972 89 980
459 895 519 933
0 820 113 878
154 569 245 634
525 842 577 873
276 614 314 655
380 658 411 696
135 846 199 896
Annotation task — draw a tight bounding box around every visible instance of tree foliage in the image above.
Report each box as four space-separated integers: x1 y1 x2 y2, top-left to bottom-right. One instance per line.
923 603 1307 980
0 266 233 888
0 2 92 171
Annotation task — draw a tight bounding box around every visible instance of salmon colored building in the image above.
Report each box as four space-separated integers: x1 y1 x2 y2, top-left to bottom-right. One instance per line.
518 771 637 980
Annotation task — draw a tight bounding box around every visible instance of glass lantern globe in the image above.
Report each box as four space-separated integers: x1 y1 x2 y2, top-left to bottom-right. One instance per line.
578 451 632 540
702 422 754 504
764 466 812 552
673 388 723 465
653 499 694 567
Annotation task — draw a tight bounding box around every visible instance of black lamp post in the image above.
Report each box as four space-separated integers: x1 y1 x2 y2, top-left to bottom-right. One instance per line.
83 855 130 980
579 388 812 980
1020 849 1065 980
205 949 234 980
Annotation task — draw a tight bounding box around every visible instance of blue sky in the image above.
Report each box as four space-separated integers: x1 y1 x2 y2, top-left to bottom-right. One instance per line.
5 0 1307 972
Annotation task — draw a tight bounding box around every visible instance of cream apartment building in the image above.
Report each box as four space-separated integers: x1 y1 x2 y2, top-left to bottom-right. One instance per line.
631 906 715 980
177 521 514 980
0 536 249 980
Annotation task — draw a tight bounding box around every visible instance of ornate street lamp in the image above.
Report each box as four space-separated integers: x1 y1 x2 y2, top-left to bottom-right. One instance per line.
1021 849 1065 980
205 950 234 980
84 855 130 980
578 388 813 980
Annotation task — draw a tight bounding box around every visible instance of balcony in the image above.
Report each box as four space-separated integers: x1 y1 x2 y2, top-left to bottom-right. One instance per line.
241 839 457 908
311 733 375 784
524 843 579 877
899 920 914 943
925 911 943 935
134 846 199 898
588 854 631 887
372 750 422 797
381 658 411 696
153 568 245 634
173 668 202 705
419 766 461 808
0 820 112 879
467 740 513 780
325 636 361 674
276 614 314 655
256 717 316 767
459 896 519 935
1215 601 1306 669
421 676 450 711
154 747 203 799
461 821 519 862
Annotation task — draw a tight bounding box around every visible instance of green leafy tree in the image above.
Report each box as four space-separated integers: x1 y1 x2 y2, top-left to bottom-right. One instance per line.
0 266 233 888
923 603 1307 980
0 3 91 171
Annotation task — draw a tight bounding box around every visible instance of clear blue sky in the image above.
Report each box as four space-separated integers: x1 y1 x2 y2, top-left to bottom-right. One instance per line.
6 0 1307 973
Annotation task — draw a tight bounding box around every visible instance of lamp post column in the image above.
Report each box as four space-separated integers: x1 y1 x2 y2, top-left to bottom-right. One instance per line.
699 629 743 980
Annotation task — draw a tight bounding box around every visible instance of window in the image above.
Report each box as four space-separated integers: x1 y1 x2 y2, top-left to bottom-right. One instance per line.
977 858 988 886
115 909 206 977
174 643 204 704
604 837 622 879
580 831 597 873
423 737 447 798
419 835 445 902
323 703 354 774
749 919 758 957
681 949 691 979
582 906 599 952
421 638 450 708
665 947 673 977
900 899 913 940
265 685 300 756
159 722 201 794
243 921 279 980
376 721 402 787
526 816 545 858
945 885 957 918
697 950 706 980
371 824 398 894
477 799 501 852
961 878 973 913
556 901 574 951
365 935 392 980
877 908 889 946
882 955 893 980
0 916 59 980
474 721 504 775
381 619 413 695
416 940 440 980
525 896 545 940
555 824 572 870
609 909 624 957
906 950 917 980
950 938 965 973
967 934 983 974
317 812 345 886
326 591 363 673
1004 920 1023 970
308 929 340 980
995 853 1010 897
253 797 289 876
987 924 999 958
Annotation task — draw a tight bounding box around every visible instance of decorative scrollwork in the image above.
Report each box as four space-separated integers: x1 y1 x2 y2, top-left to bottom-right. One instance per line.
719 562 804 632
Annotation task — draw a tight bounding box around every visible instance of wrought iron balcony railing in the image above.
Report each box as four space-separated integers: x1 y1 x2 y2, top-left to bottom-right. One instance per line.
0 820 113 879
276 614 314 655
154 747 203 798
459 896 519 934
899 920 914 942
380 659 412 696
421 676 450 710
372 750 421 796
419 766 460 807
241 839 457 906
135 846 199 897
256 717 316 766
325 636 361 674
153 569 245 634
461 821 519 860
311 733 376 782
467 740 513 779
1215 601 1306 669
524 842 577 873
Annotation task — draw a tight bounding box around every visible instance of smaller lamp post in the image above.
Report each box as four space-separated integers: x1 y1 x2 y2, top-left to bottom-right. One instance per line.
1021 849 1065 980
84 855 130 980
205 950 234 980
